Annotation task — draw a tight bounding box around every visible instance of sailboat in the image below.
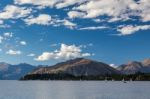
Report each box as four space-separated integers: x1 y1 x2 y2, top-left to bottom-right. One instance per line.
122 78 127 83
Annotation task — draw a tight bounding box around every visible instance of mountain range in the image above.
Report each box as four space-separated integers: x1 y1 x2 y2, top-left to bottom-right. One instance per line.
117 59 150 74
0 58 150 80
0 63 35 80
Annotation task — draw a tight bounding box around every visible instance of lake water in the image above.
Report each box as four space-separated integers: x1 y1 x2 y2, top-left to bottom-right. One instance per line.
0 81 149 99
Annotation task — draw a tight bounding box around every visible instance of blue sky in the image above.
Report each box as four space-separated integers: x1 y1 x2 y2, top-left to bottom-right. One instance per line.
0 0 150 66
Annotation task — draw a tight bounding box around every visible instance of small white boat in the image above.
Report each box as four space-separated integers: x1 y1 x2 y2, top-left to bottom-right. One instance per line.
122 78 127 83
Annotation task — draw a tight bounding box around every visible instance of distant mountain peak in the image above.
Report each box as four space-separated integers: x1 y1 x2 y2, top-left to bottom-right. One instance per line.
64 58 93 64
142 58 150 67
118 59 150 74
67 58 95 65
127 61 141 65
53 58 93 67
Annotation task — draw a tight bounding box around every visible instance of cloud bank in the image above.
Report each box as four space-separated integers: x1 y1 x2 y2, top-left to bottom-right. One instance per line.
0 0 150 35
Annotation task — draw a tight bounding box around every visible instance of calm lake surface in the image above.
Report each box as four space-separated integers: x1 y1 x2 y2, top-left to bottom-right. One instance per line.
0 81 149 99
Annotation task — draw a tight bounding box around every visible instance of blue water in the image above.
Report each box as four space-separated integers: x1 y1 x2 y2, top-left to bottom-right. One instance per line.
0 81 149 99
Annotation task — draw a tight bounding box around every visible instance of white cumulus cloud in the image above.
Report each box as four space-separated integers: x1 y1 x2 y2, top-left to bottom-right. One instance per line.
24 14 52 25
20 41 27 45
14 0 59 8
109 64 118 68
63 19 76 28
4 32 13 38
79 26 109 30
117 25 150 36
73 0 135 19
35 43 92 61
56 0 87 9
6 49 22 55
68 11 86 19
27 53 35 57
0 5 32 20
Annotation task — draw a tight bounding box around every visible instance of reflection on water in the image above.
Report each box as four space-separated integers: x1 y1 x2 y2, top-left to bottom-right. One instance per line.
0 81 150 99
